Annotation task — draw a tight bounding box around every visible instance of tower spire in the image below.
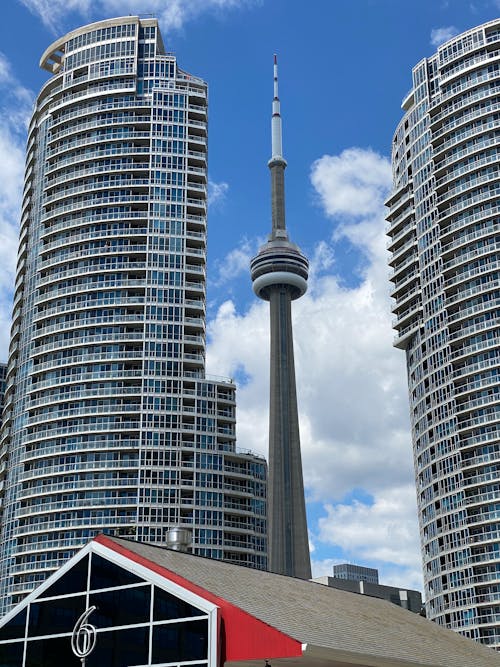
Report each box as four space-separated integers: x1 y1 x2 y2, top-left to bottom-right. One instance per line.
271 54 283 162
269 54 288 237
250 56 311 580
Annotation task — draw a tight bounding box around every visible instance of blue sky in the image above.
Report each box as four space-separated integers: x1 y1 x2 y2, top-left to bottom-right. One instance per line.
1 0 500 591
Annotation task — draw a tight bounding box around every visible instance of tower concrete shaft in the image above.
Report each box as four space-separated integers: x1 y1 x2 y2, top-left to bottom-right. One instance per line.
250 56 310 579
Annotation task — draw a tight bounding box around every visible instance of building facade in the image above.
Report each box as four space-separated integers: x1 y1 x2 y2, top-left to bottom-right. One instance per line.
314 576 423 614
0 16 267 614
0 363 7 420
387 19 500 648
331 563 379 584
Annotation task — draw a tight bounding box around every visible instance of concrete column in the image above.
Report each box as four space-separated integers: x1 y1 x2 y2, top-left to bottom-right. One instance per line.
268 286 311 579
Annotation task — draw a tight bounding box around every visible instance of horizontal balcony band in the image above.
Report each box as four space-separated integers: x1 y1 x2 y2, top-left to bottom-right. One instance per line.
436 150 500 189
38 262 148 286
34 297 146 322
45 161 150 190
42 195 156 222
26 403 143 426
28 385 143 408
434 135 500 174
444 260 500 288
48 115 152 143
39 244 147 271
446 279 500 307
34 282 147 306
46 131 153 159
441 223 500 254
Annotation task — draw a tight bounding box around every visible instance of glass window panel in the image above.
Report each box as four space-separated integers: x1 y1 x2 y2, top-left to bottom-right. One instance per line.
152 619 208 663
41 555 89 598
153 586 203 621
88 626 149 667
90 585 150 628
28 595 85 637
25 635 75 666
0 640 24 667
90 554 142 590
0 607 27 640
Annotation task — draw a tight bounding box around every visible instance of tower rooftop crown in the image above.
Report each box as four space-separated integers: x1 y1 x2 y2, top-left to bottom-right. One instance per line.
250 55 308 301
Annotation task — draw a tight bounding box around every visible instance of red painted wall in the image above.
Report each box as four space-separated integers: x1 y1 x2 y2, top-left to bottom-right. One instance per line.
94 535 303 662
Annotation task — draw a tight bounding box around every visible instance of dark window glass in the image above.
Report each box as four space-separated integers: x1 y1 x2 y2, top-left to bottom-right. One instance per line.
0 640 24 667
0 607 27 640
90 585 150 628
88 626 149 667
25 635 75 666
28 595 85 637
41 555 89 598
152 619 208 663
90 554 142 590
153 586 203 621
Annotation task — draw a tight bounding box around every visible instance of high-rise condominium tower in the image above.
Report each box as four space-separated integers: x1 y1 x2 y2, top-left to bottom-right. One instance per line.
387 19 500 648
0 16 267 613
250 58 310 579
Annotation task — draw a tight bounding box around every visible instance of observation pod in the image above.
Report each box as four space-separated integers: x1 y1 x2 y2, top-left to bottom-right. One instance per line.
250 238 309 301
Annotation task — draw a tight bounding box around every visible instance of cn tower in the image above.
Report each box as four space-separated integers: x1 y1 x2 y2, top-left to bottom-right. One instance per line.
250 56 311 579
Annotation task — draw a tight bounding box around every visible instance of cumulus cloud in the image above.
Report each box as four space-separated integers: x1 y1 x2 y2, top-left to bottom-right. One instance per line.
317 485 423 589
20 0 92 33
208 179 229 207
318 486 420 569
311 148 391 219
308 240 335 276
207 147 420 587
430 26 459 47
214 237 256 285
20 0 259 33
310 557 343 578
0 54 34 359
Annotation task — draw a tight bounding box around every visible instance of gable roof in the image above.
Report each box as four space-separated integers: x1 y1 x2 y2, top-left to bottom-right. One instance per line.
96 534 500 667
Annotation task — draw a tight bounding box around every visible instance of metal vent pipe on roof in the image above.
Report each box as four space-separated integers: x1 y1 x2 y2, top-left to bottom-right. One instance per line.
166 527 192 552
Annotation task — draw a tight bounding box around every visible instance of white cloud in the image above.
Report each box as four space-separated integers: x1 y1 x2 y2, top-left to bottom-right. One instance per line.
317 485 423 590
318 486 420 569
430 26 459 47
308 240 335 275
310 557 343 578
207 147 420 584
208 179 229 207
311 147 391 219
0 54 34 360
214 237 255 285
20 0 259 33
20 0 93 33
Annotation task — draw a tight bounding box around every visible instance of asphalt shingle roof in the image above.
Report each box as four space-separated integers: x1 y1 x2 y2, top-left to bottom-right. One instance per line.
103 536 500 667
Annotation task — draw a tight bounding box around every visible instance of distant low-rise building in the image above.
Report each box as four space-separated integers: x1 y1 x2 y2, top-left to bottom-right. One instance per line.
313 564 423 614
332 562 379 584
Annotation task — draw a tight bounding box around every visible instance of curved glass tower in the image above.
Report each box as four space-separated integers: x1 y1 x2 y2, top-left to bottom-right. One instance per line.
387 19 500 649
0 16 267 613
